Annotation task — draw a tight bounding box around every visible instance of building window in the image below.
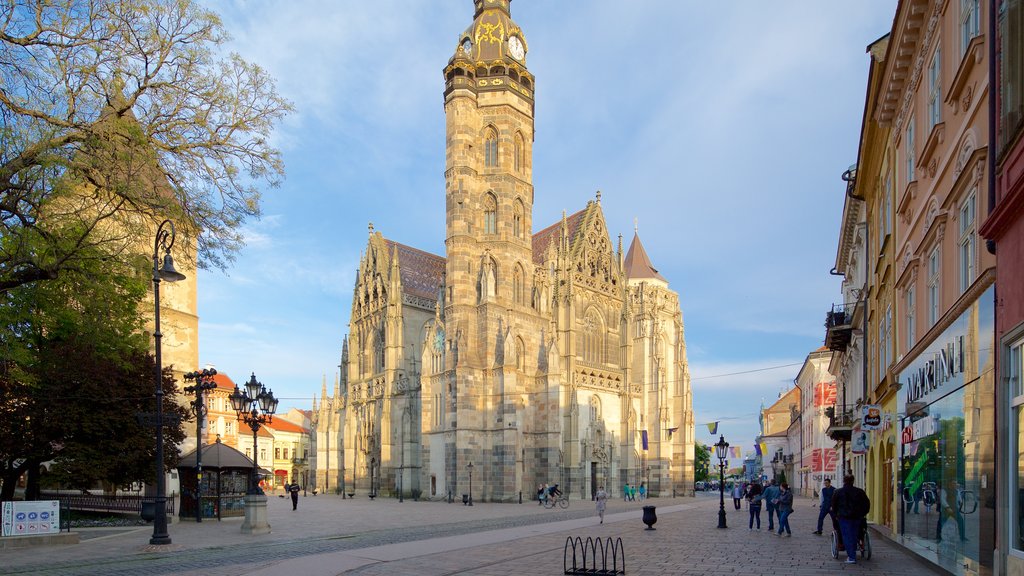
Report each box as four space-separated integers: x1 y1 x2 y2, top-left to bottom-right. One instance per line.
283 448 289 459
484 128 498 167
1010 337 1024 552
879 305 891 383
905 286 916 351
226 421 233 435
580 310 603 364
514 133 524 172
906 114 916 182
484 193 497 234
245 448 252 458
260 449 266 462
961 0 980 56
513 265 524 304
513 199 524 238
275 448 280 459
882 174 892 240
928 247 941 326
959 192 976 293
999 0 1024 151
928 46 942 130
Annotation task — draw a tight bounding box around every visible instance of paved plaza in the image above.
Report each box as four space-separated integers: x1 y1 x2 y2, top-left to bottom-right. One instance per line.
2 492 944 575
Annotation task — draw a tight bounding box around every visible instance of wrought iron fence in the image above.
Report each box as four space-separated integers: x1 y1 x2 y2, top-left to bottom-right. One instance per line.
39 492 175 516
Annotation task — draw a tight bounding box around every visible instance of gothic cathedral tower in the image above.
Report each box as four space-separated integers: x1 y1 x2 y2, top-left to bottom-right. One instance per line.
434 0 542 501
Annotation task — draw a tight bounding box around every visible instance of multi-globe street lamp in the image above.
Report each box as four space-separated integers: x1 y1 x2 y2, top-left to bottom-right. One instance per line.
149 219 187 546
714 434 729 529
229 373 279 494
183 368 218 523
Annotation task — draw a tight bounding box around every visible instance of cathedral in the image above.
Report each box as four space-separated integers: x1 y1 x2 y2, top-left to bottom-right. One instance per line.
311 0 694 502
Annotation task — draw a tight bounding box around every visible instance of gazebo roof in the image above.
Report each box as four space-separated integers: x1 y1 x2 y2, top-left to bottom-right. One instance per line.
177 439 253 470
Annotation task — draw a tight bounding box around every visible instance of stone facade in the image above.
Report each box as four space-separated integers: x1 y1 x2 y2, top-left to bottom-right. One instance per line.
312 0 694 502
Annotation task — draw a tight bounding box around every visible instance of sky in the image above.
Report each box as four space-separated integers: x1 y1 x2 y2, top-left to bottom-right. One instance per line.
196 0 897 457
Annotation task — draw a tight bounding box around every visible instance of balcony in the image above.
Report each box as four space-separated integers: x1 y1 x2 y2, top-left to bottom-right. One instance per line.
824 405 856 442
824 303 854 352
291 457 307 466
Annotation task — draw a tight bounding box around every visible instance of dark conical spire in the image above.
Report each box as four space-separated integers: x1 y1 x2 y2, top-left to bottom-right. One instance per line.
623 231 667 282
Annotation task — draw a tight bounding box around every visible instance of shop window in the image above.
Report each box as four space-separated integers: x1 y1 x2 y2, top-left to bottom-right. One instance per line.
1011 337 1024 552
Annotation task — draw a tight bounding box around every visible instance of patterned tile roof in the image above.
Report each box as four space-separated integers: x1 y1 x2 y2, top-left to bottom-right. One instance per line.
265 418 308 434
384 240 446 301
532 208 586 264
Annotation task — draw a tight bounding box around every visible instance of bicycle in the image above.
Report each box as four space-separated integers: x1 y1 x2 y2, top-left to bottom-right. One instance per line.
830 520 871 561
543 494 569 509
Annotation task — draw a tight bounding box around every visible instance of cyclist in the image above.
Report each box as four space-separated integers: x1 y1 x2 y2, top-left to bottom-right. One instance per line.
832 475 871 565
548 483 563 503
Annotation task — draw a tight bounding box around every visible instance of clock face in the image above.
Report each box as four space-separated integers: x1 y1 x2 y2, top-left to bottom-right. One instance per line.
508 36 525 61
461 39 473 57
434 330 445 352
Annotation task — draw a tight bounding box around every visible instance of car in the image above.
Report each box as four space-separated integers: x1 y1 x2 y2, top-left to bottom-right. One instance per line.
695 481 706 491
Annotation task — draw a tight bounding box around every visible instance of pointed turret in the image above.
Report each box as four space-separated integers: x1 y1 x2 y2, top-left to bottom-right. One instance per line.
623 231 667 283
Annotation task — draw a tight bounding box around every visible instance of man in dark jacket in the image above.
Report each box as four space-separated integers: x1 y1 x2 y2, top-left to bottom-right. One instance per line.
289 480 301 510
814 478 836 534
832 475 870 564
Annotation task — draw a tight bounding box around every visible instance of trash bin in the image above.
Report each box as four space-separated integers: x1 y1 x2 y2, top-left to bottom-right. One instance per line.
141 499 156 522
462 494 469 505
642 505 657 530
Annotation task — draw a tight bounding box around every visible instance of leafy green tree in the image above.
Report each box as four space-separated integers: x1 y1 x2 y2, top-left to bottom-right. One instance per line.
0 249 187 500
0 0 291 293
695 443 710 482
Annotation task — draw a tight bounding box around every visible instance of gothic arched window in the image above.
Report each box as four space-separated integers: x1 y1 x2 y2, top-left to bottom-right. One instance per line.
484 127 499 167
516 336 525 371
513 264 524 305
484 193 497 234
580 309 604 364
514 132 524 172
513 198 524 238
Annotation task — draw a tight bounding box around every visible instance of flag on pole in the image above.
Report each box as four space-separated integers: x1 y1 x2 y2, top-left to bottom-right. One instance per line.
757 442 768 457
667 427 679 438
641 430 649 450
706 422 719 435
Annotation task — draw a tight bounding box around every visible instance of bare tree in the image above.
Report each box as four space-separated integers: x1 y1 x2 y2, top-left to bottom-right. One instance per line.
0 0 292 292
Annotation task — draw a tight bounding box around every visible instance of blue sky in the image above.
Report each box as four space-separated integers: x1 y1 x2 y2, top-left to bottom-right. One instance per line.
197 1 896 457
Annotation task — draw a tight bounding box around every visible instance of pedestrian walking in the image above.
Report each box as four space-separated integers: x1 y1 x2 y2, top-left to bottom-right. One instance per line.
763 479 780 531
746 480 763 530
638 482 646 501
731 482 743 510
623 483 630 501
629 483 637 501
813 478 836 535
289 480 300 511
537 483 545 505
595 485 608 523
832 474 871 564
775 482 794 536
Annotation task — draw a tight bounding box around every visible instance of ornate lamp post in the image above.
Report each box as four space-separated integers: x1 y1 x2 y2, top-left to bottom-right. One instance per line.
230 373 278 535
467 461 474 506
230 373 278 494
149 219 186 546
183 367 218 523
714 434 729 529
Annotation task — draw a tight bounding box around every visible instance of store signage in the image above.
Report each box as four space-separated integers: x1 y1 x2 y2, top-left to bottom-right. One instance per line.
862 405 882 430
900 416 939 445
904 335 965 404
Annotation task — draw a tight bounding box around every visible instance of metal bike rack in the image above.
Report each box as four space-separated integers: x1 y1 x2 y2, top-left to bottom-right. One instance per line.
563 536 625 575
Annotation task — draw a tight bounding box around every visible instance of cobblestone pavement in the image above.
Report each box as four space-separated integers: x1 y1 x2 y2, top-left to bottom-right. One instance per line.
1 493 944 575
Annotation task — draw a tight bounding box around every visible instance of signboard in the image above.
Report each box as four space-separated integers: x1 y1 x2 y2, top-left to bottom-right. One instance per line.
851 425 870 454
811 448 838 472
2 500 60 537
813 382 837 407
861 405 882 430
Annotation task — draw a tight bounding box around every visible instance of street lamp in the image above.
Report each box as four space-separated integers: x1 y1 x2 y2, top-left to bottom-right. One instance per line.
183 367 218 523
229 373 279 495
149 219 186 546
714 434 729 529
467 462 474 506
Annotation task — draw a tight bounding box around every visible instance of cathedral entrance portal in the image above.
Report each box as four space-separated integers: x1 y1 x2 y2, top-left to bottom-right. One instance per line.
590 462 598 500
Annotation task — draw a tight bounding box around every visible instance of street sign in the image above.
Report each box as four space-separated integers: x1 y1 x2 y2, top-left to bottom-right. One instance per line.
135 412 182 427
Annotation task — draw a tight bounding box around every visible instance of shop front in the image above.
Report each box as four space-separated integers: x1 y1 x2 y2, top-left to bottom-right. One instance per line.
896 284 995 576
